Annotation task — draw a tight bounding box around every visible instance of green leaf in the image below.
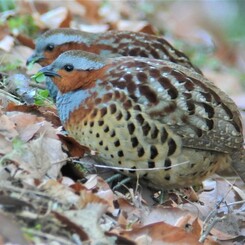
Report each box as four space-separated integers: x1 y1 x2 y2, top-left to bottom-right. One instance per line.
32 72 46 83
34 89 50 106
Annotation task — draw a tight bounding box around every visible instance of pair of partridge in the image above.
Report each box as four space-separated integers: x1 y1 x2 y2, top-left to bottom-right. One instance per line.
37 50 245 189
27 28 201 101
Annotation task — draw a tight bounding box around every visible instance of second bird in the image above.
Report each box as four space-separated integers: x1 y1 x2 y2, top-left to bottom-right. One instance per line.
27 28 202 100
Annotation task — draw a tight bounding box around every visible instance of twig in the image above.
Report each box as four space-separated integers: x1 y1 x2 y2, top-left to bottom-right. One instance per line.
22 228 85 245
29 81 46 89
199 213 226 243
93 160 190 171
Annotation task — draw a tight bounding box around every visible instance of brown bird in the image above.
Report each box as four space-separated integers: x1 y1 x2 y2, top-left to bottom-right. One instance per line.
39 50 245 189
27 28 202 100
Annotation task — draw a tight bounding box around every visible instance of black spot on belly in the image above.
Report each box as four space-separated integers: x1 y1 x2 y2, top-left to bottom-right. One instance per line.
110 130 116 137
104 125 109 132
142 122 151 136
164 158 172 170
114 140 120 147
150 145 158 159
161 128 168 143
128 123 135 135
137 147 145 157
100 107 107 117
136 114 144 125
110 104 117 114
91 109 98 118
116 111 123 120
118 150 124 157
131 137 139 148
148 161 155 168
151 127 159 139
125 111 131 121
129 166 136 174
98 120 104 126
167 139 176 156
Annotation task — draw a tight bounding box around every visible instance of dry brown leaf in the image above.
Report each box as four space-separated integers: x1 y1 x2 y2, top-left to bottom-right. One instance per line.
15 34 35 49
96 177 114 207
78 190 109 209
7 103 61 127
8 112 49 141
142 206 190 226
120 221 202 245
41 179 79 205
59 9 72 28
58 134 89 157
138 24 158 35
76 0 102 23
83 174 98 189
0 111 18 140
52 211 89 242
8 136 67 180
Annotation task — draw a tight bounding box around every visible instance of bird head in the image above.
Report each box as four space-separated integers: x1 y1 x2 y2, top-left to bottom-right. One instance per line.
27 28 95 67
39 50 106 93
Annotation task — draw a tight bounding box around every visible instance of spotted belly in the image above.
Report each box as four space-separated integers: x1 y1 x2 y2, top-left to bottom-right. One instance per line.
65 101 230 189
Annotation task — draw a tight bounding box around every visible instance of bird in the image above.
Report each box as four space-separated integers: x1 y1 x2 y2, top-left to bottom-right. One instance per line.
27 28 202 100
38 50 245 189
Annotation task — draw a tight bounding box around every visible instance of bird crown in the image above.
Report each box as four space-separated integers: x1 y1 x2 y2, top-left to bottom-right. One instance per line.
35 28 96 53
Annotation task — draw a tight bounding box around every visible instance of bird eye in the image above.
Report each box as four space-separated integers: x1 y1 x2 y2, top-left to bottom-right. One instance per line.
46 44 55 51
64 64 74 72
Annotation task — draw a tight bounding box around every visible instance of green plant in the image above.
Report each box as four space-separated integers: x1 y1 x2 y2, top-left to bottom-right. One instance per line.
7 14 38 36
0 59 22 73
34 89 50 106
0 0 15 12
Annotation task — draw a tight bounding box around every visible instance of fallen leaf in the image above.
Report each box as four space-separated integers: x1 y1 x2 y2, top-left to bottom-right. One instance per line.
0 35 15 52
8 136 67 179
7 103 61 128
76 0 102 23
15 34 35 49
40 7 69 29
58 134 89 157
64 202 113 244
120 221 202 245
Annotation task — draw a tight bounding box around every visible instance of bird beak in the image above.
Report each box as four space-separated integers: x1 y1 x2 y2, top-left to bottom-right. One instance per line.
26 54 45 66
39 66 61 78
